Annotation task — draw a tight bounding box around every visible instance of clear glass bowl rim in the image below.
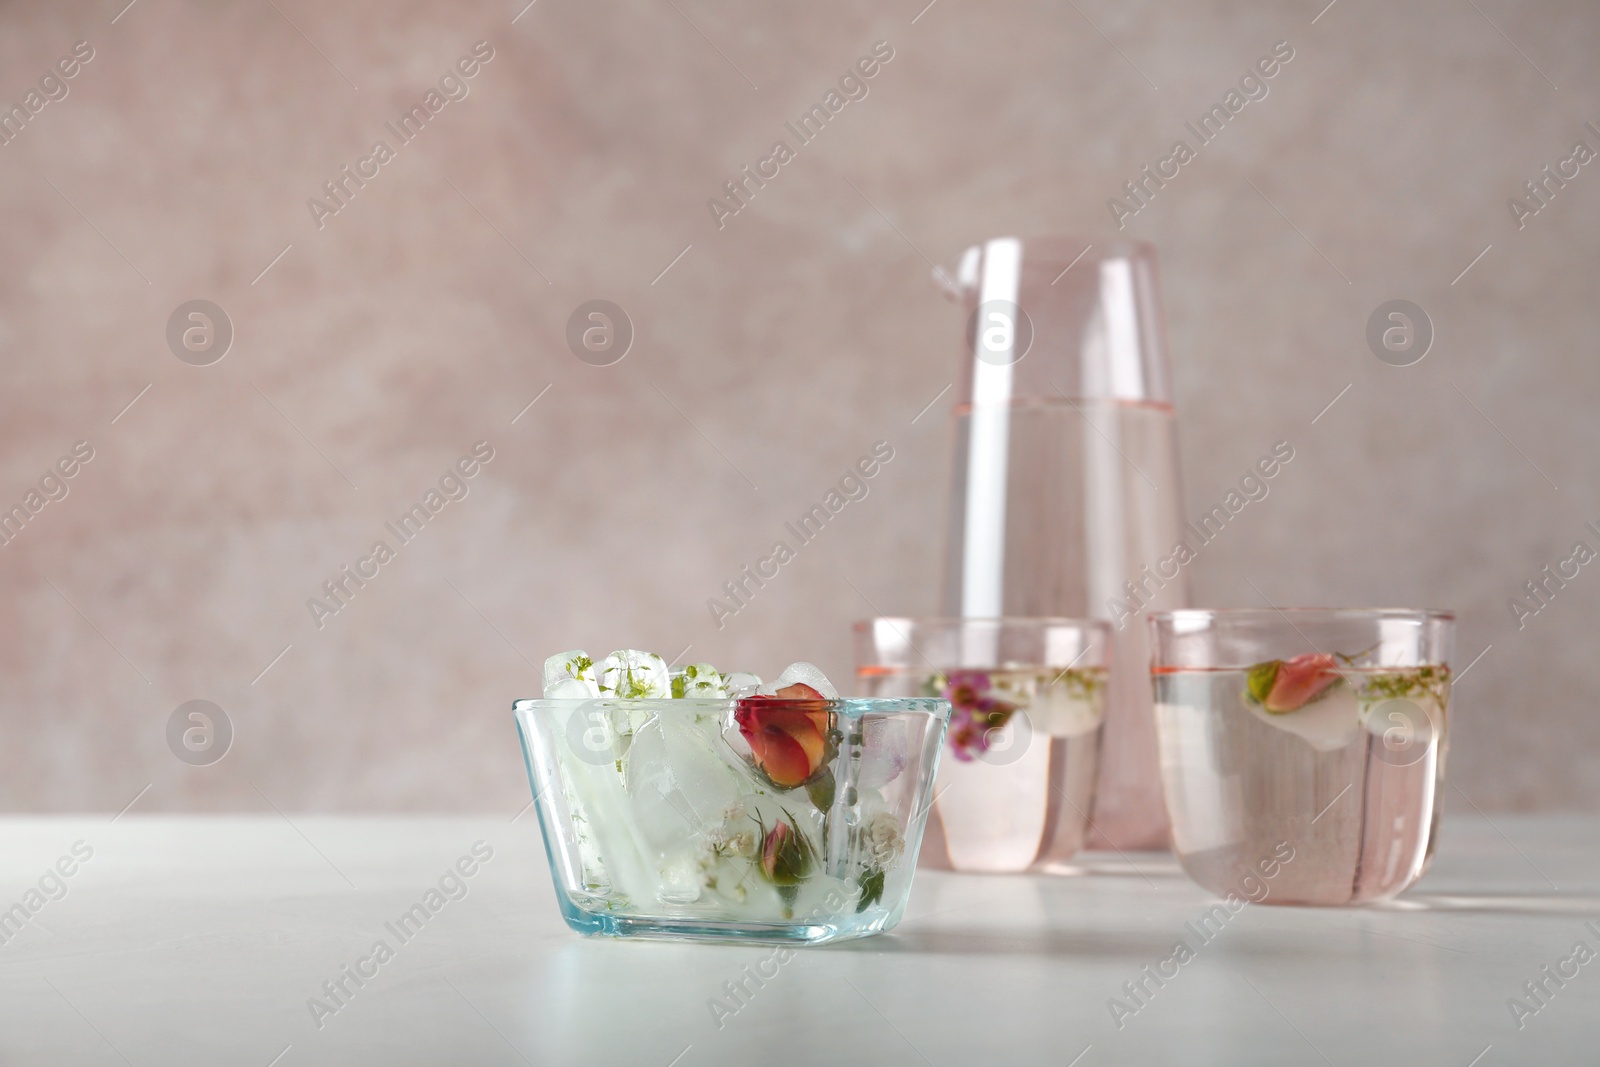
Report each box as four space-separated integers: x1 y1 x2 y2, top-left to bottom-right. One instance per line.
513 697 950 721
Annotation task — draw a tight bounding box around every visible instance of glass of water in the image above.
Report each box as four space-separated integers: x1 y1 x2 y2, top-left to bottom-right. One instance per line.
1149 608 1454 905
854 617 1111 873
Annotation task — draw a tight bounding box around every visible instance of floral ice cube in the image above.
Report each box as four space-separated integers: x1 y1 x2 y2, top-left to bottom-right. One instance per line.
672 663 728 698
599 649 671 698
1242 680 1359 751
544 650 599 697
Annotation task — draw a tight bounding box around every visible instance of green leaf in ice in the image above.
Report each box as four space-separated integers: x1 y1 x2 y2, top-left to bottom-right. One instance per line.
857 867 886 912
777 884 799 919
806 768 836 814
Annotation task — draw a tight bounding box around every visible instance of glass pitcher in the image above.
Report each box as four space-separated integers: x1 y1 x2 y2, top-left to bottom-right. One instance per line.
936 236 1188 851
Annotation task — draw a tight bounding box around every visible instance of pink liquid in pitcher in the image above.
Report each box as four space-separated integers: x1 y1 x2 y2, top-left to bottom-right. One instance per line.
943 397 1186 851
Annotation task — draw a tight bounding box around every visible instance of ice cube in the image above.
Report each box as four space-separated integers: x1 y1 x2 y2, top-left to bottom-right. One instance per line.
762 661 839 699
552 720 655 904
599 649 671 698
1360 692 1442 747
1030 686 1104 737
857 714 911 789
656 850 705 905
543 650 599 697
1244 681 1360 751
544 677 597 700
724 672 763 698
625 706 745 861
673 663 728 698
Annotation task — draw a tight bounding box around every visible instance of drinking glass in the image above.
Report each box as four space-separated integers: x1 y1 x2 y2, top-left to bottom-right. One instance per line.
1149 609 1454 905
854 617 1111 872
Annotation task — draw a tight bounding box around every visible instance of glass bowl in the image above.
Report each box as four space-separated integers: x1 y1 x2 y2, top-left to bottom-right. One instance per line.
514 696 949 943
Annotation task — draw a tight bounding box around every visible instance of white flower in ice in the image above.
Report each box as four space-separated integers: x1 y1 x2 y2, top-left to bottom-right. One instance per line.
697 815 757 900
598 650 671 698
864 812 904 867
701 806 757 861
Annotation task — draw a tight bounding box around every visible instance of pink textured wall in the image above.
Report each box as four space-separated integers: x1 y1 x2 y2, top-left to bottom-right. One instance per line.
2 0 1597 813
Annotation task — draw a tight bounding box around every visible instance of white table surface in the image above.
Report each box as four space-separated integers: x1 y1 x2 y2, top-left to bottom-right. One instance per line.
1 813 1597 1066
